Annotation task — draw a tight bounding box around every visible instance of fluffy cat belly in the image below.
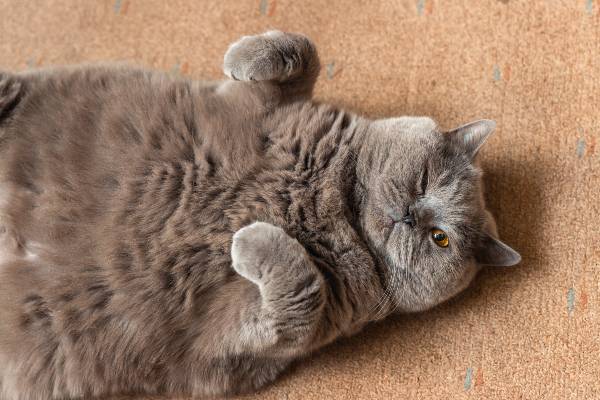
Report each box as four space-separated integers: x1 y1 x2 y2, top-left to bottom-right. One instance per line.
0 187 41 265
0 188 17 265
0 231 40 265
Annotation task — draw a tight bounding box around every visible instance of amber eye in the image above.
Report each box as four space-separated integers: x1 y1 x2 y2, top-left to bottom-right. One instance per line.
431 229 449 247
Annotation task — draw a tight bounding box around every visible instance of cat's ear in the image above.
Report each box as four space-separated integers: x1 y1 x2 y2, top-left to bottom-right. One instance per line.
475 234 521 267
447 119 496 158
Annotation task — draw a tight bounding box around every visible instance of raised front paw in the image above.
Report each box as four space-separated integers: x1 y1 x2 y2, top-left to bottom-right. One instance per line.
223 31 315 82
231 221 302 286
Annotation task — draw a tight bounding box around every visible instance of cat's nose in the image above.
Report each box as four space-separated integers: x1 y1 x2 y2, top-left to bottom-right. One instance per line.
402 208 416 227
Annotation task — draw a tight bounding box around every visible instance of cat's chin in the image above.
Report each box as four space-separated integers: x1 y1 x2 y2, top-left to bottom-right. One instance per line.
432 263 482 309
391 263 481 314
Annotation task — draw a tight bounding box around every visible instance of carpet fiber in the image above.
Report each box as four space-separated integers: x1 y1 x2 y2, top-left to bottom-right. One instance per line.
1 1 598 399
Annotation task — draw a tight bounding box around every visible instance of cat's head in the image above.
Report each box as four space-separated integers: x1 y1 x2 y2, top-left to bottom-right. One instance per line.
357 117 520 313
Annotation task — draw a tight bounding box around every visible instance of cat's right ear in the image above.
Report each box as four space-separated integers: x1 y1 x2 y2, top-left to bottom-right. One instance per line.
447 119 496 158
475 234 521 267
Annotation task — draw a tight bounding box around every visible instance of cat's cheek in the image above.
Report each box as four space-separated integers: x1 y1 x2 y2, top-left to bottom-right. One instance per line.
444 261 480 302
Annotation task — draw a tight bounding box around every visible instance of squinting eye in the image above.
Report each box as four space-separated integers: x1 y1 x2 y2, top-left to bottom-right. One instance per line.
431 229 449 247
419 167 428 195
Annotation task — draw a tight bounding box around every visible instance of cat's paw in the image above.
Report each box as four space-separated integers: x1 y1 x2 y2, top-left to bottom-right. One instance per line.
223 31 311 82
223 31 286 82
231 221 291 285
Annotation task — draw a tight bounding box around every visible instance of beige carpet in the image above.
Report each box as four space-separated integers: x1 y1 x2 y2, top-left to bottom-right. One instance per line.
1 1 598 398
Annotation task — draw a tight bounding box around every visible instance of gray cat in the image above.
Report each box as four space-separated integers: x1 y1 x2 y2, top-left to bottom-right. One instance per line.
0 31 520 399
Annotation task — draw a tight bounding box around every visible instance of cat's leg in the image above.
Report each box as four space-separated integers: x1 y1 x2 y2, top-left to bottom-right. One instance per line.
223 31 320 101
0 72 22 121
230 222 325 355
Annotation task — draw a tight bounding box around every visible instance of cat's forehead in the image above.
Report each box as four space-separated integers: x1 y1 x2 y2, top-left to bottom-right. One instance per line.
370 116 482 186
375 116 439 139
372 118 451 160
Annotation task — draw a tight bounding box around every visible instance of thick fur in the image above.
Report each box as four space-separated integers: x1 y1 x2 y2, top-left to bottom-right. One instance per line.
0 31 519 399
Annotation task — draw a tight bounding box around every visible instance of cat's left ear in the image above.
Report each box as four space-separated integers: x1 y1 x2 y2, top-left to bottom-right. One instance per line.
447 119 496 158
475 233 521 267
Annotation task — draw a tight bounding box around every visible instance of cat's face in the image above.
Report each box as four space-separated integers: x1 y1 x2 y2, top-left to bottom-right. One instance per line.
358 117 520 313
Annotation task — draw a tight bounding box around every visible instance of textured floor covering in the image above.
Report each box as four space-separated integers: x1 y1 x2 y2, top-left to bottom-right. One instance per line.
1 1 599 399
